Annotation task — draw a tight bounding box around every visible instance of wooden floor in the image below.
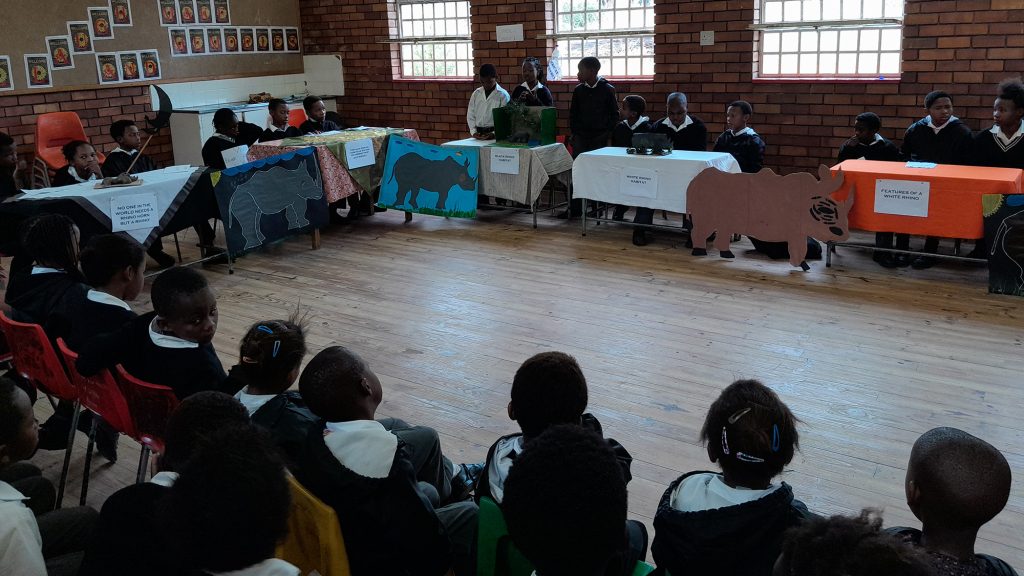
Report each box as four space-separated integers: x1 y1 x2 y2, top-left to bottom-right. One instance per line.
27 207 1024 568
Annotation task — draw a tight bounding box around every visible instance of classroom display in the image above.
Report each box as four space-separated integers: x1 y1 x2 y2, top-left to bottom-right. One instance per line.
492 104 557 146
983 194 1024 297
379 136 479 219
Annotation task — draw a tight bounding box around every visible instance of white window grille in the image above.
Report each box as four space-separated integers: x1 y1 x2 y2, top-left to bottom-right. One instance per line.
396 0 473 78
553 0 655 78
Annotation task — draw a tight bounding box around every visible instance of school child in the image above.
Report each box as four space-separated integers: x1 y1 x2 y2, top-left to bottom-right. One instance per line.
261 98 301 142
201 108 244 170
295 345 479 576
0 132 21 200
564 56 618 218
713 100 766 173
0 377 99 576
511 57 553 106
299 95 341 135
467 64 511 139
3 213 87 326
52 140 102 186
503 425 643 576
901 91 974 269
887 427 1018 576
973 78 1024 169
76 266 227 399
610 95 651 221
102 120 157 177
631 92 706 244
79 391 252 576
651 379 810 576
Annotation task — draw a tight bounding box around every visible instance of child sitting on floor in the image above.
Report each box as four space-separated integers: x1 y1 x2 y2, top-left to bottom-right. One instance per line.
299 95 341 135
76 266 227 399
713 100 765 174
3 214 86 327
887 427 1018 576
652 379 810 576
52 140 102 187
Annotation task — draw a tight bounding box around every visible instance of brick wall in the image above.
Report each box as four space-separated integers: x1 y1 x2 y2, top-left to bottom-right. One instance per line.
301 0 1023 174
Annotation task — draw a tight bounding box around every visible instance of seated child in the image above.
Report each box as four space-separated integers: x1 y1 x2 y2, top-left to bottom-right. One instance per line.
476 351 632 505
295 345 479 576
201 108 244 170
261 98 301 142
0 377 99 576
610 95 651 221
0 132 21 200
299 95 341 135
79 391 251 576
503 424 642 576
972 78 1024 169
467 64 511 140
77 266 227 399
3 214 87 327
887 427 1018 576
651 379 810 576
713 100 766 173
102 120 157 177
563 56 618 219
511 57 553 107
52 140 102 186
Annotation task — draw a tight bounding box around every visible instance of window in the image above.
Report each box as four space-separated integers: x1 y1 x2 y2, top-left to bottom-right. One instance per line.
756 0 903 79
553 0 655 78
396 0 473 78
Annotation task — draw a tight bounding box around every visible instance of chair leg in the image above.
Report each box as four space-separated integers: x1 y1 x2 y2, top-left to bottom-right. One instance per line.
136 446 151 484
79 415 98 506
57 401 81 509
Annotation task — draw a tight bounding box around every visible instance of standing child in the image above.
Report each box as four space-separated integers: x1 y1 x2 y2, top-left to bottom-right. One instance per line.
511 57 553 106
52 140 102 186
610 95 651 221
565 56 618 218
299 95 341 135
713 100 765 173
467 63 510 139
261 98 301 142
652 379 810 576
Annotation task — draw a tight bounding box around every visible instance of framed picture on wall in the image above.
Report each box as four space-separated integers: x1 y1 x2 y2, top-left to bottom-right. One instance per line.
207 28 223 53
0 57 14 91
196 0 213 24
110 0 132 26
119 51 141 82
178 0 196 25
158 0 178 25
239 28 255 52
285 28 300 52
255 28 270 52
169 28 189 56
271 28 285 52
188 28 206 54
213 0 230 24
88 6 115 40
223 27 238 52
95 52 120 84
46 36 75 70
140 50 162 80
25 54 53 88
68 21 95 54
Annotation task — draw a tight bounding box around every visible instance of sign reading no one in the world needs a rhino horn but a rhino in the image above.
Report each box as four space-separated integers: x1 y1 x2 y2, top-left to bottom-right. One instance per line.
378 135 480 218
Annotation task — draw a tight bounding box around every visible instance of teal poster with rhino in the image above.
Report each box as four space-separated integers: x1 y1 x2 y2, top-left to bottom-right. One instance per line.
211 146 326 256
378 136 479 218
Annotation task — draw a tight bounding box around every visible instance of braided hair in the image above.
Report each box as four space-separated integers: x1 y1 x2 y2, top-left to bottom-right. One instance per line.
523 56 545 84
20 213 81 272
236 313 308 393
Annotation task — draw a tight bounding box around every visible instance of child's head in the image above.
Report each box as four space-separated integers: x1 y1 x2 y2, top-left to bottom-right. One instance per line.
236 315 308 394
0 132 17 173
576 57 600 84
853 112 882 144
905 427 1011 535
479 64 498 90
510 351 588 439
79 234 146 299
0 378 38 468
503 424 627 576
666 92 689 127
212 108 239 137
62 140 97 171
160 390 251 472
773 509 931 576
521 57 543 85
268 98 290 127
726 100 753 132
299 345 382 422
924 90 953 127
619 95 646 122
994 78 1024 133
162 424 290 573
700 379 799 488
302 95 327 123
110 119 142 150
21 213 80 271
151 266 218 344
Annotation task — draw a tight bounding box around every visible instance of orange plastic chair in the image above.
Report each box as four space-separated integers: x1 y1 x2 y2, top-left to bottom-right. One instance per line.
33 112 106 187
0 312 80 507
275 475 351 576
0 320 12 365
112 365 179 483
288 108 307 129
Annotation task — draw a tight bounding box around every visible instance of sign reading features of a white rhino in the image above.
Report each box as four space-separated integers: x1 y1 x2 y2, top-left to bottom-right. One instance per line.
212 147 327 255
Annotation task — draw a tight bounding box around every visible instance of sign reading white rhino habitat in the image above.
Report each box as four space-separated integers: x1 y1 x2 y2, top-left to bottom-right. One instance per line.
490 148 519 175
110 193 159 232
620 167 658 199
874 179 930 218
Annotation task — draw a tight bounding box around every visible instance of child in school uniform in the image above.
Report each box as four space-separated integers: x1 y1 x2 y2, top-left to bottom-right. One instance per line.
3 214 87 327
713 100 765 173
887 427 1019 576
76 266 227 399
652 379 811 576
201 108 244 170
564 57 618 218
299 95 341 135
972 78 1024 169
0 132 21 200
467 63 511 140
610 95 651 221
52 140 103 187
260 98 301 142
511 57 553 106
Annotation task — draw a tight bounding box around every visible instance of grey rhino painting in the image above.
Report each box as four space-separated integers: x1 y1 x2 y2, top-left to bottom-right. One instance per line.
984 194 1024 296
379 135 480 218
389 154 477 211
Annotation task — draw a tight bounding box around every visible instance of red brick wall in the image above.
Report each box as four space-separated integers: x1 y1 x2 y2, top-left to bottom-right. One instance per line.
300 0 1023 174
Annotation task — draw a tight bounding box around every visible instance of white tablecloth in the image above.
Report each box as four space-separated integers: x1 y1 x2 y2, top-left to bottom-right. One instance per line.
572 148 740 213
442 139 573 205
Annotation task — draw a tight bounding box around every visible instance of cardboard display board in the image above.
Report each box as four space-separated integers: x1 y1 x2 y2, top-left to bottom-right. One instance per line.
493 106 557 146
378 136 479 219
983 193 1024 297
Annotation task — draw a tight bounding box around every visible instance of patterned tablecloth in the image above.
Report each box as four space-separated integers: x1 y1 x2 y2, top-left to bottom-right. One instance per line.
248 128 420 204
442 139 573 205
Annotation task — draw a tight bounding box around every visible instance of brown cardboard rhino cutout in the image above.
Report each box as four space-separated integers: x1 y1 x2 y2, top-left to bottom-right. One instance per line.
687 165 855 270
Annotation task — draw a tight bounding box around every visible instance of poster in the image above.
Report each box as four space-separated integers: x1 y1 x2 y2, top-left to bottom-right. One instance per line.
240 28 255 52
140 50 161 79
119 51 140 81
188 28 206 54
256 28 270 52
214 0 230 23
46 36 75 70
68 22 95 54
0 57 13 91
984 194 1024 297
110 0 132 26
223 28 238 52
379 136 479 218
286 28 299 52
271 28 285 52
96 52 120 83
89 7 115 40
158 0 178 25
178 0 196 24
196 0 213 23
110 193 160 232
211 147 326 254
207 28 223 53
169 28 189 56
24 54 52 88
874 179 930 218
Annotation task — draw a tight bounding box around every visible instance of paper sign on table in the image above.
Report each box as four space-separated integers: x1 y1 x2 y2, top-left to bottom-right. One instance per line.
490 148 520 175
345 138 375 169
874 179 930 217
620 167 658 198
110 193 159 231
221 145 249 169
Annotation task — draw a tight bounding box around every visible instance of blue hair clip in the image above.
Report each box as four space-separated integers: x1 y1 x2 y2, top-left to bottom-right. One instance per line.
256 325 274 334
771 424 780 452
272 340 281 358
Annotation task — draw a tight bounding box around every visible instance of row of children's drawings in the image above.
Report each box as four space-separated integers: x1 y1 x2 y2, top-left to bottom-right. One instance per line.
169 27 301 57
159 0 232 27
0 50 161 92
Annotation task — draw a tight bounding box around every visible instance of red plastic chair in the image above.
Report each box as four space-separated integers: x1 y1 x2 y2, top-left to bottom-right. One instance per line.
113 365 179 483
56 339 137 505
0 320 12 365
288 108 307 129
0 312 80 507
32 112 105 187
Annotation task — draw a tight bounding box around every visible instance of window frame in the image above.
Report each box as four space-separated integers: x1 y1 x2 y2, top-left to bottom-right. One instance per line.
393 0 474 80
548 0 656 80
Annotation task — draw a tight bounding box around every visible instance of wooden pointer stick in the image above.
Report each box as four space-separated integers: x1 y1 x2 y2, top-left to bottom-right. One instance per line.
122 133 156 175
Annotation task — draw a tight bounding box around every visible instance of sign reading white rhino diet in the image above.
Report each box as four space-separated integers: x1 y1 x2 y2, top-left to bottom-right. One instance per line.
490 148 519 175
874 179 930 217
620 167 658 199
110 193 159 232
345 138 375 170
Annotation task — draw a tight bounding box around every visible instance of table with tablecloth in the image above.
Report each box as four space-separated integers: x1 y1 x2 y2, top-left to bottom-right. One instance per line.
248 128 420 204
441 139 573 206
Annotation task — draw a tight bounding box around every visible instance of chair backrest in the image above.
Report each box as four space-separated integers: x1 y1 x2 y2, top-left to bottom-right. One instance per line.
288 107 307 129
477 496 534 576
275 475 351 576
113 364 178 451
35 112 91 171
56 338 135 438
0 311 76 400
0 320 12 364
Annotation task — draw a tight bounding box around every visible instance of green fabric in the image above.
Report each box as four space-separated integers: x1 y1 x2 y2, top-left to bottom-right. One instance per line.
281 129 405 193
477 496 534 576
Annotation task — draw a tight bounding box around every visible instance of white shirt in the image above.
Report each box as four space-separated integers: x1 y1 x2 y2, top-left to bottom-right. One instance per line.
323 420 398 479
67 166 98 183
727 127 756 137
991 122 1024 151
149 471 179 487
661 115 694 132
624 116 650 131
213 133 236 144
30 266 63 275
110 147 138 156
87 289 132 311
235 388 276 416
582 76 605 89
210 558 301 576
467 84 511 134
925 115 959 134
670 472 780 512
148 317 198 349
0 481 46 576
486 435 525 504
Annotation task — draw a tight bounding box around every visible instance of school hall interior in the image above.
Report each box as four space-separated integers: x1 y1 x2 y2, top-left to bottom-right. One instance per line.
1 0 1023 575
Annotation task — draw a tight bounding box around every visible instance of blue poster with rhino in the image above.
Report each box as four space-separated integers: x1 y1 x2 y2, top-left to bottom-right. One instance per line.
378 135 479 218
211 146 327 256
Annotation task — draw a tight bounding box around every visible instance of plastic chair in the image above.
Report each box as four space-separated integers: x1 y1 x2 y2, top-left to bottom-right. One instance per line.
275 475 351 576
56 339 137 505
477 496 534 576
288 108 307 129
0 312 80 508
112 365 179 484
32 112 105 188
0 320 12 365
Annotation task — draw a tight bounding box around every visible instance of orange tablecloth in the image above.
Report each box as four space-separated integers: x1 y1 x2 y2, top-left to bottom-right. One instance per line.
832 160 1023 239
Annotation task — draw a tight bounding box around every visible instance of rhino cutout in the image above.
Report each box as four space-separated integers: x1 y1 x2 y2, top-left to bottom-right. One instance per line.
387 153 477 212
227 164 324 250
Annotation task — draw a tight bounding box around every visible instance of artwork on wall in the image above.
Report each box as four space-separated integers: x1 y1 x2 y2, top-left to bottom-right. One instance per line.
271 28 285 52
213 0 230 24
119 51 141 81
285 28 299 52
169 28 188 56
0 57 13 91
68 22 95 54
379 136 479 219
256 28 270 52
140 49 161 79
207 28 223 53
46 36 75 70
178 0 196 24
110 0 133 26
223 27 238 52
240 28 255 52
24 54 53 88
96 52 120 83
89 6 115 40
196 0 213 24
158 0 178 25
188 28 206 54
983 194 1024 297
